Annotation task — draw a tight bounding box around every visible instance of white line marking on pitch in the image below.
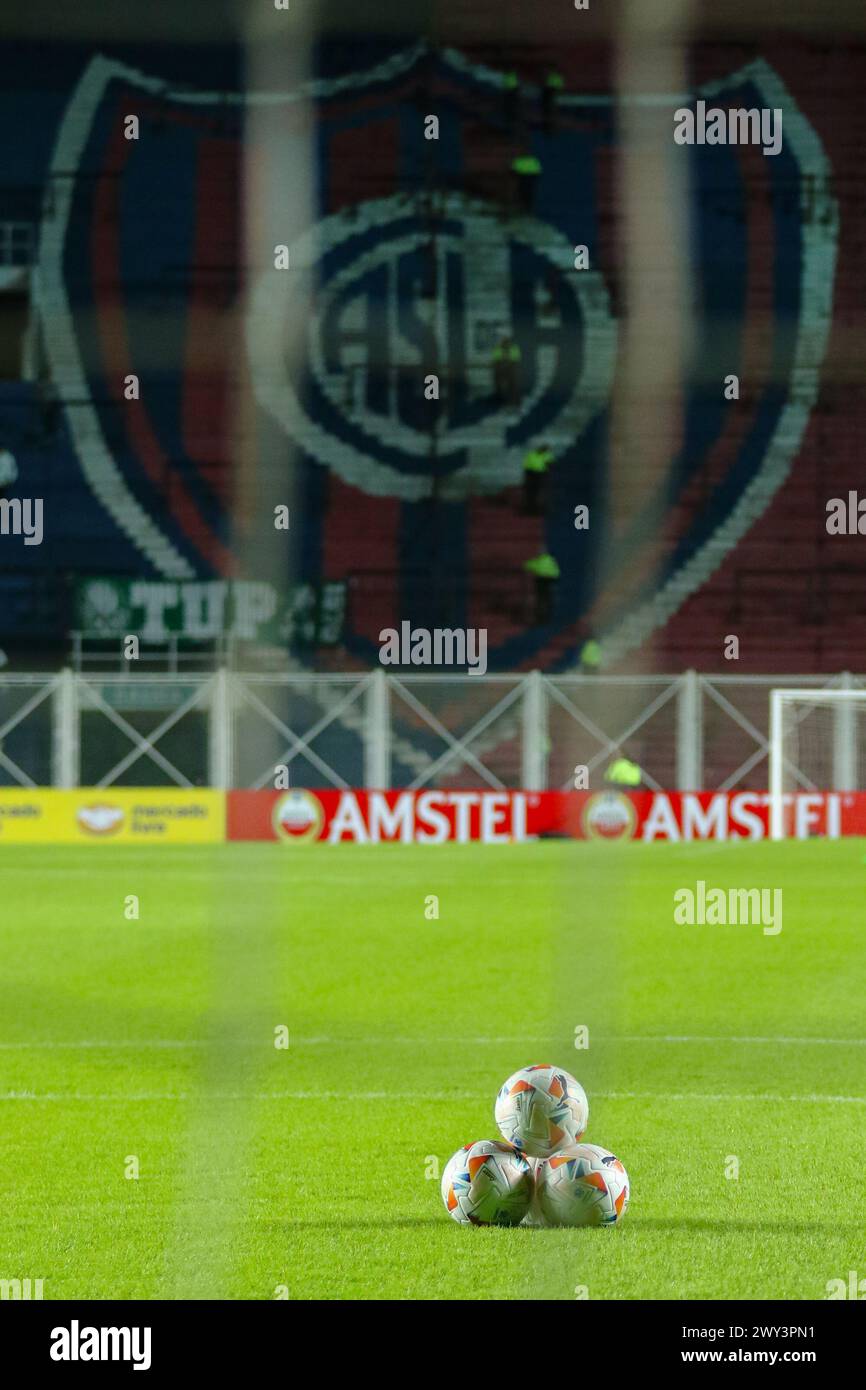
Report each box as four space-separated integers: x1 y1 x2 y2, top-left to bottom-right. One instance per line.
612 1035 866 1046
0 1089 863 1105
0 1040 206 1049
1 1035 865 1049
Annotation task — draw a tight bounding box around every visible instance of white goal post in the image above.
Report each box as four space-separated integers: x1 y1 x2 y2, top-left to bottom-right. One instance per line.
769 687 866 840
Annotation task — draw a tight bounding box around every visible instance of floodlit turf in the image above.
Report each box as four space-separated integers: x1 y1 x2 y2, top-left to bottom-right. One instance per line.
1 839 865 1300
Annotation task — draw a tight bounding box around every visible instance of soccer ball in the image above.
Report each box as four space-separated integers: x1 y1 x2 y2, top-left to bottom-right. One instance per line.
441 1140 534 1226
494 1064 589 1158
536 1143 630 1227
520 1156 546 1227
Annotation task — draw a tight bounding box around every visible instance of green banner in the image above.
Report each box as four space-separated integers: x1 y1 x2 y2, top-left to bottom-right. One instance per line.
76 578 346 648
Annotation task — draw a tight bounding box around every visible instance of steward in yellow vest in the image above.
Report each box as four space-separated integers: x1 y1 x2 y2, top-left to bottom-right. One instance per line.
492 335 521 405
511 152 542 213
523 551 560 625
603 756 643 788
521 443 554 515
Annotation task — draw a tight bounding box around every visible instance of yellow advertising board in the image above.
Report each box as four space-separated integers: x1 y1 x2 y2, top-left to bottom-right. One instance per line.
0 790 225 844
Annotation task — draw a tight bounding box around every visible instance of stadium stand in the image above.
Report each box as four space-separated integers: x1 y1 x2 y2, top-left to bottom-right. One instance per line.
0 37 864 675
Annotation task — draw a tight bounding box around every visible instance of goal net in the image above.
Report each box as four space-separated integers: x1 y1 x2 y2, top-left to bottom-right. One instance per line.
769 687 866 839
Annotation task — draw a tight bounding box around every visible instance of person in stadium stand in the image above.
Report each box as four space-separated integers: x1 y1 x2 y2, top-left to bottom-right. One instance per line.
603 750 644 790
578 634 602 674
0 446 17 496
36 367 61 439
502 70 519 131
541 70 565 134
521 440 555 515
523 549 560 625
492 333 521 406
511 151 542 213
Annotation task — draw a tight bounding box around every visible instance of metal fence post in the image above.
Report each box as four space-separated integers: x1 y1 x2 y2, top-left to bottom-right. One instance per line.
769 688 785 840
53 668 79 788
676 668 702 789
521 670 547 790
208 668 232 789
365 668 390 788
833 671 855 791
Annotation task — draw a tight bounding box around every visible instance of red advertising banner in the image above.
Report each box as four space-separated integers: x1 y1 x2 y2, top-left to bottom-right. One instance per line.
226 788 863 844
228 789 532 844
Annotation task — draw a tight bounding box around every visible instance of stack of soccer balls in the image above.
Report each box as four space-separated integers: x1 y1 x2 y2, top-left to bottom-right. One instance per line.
441 1064 629 1228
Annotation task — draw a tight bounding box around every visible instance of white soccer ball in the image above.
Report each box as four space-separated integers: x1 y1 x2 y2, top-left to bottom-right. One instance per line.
441 1139 534 1226
520 1156 546 1227
494 1064 589 1158
536 1142 630 1227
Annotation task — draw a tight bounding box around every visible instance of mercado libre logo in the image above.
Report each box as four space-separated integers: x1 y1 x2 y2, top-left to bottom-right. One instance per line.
581 791 638 841
272 790 326 843
76 803 125 836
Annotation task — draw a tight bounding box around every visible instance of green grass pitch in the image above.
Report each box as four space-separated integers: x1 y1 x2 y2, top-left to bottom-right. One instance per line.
1 838 864 1300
